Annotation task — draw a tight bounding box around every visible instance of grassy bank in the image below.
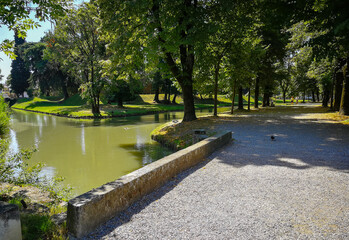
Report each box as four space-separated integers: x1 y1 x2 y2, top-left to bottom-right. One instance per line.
151 117 222 150
11 94 314 118
11 94 232 118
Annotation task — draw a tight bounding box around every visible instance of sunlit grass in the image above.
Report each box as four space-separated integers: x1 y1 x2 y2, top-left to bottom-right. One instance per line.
11 94 325 120
12 94 224 118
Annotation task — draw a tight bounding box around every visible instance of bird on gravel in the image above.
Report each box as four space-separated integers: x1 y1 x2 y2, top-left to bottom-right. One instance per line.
271 135 275 141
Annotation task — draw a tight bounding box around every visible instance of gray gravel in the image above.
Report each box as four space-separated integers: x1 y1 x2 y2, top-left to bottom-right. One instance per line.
85 107 349 240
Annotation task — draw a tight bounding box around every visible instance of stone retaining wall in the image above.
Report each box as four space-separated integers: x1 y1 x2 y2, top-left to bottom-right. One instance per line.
67 131 232 238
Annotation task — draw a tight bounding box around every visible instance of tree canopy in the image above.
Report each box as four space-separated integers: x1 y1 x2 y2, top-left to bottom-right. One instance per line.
0 0 69 59
3 0 349 118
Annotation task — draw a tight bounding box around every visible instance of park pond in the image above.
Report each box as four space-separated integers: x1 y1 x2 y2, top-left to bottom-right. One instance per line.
9 108 225 196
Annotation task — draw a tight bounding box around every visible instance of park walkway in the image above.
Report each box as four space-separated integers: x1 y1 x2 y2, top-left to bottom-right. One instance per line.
86 105 349 239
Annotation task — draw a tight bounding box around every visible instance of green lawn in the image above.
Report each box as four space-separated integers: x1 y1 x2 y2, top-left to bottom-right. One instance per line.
12 94 309 118
12 94 231 118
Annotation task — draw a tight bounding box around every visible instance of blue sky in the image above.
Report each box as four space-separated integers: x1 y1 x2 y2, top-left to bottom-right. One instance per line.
0 0 87 84
0 20 53 83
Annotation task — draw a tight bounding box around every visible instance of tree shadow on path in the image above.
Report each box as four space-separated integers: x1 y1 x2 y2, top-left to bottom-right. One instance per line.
212 115 349 172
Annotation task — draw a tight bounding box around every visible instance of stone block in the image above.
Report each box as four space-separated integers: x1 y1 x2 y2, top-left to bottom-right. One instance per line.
0 201 22 240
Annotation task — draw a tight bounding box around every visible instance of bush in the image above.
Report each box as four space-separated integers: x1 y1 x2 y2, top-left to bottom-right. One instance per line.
0 96 10 138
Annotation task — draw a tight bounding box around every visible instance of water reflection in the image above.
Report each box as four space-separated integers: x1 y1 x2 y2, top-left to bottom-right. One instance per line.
81 124 85 155
119 143 172 166
9 129 19 155
9 108 222 195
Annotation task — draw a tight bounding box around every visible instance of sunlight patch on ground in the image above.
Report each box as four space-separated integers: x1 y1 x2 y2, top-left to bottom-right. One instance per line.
290 112 349 125
278 157 309 167
326 137 342 141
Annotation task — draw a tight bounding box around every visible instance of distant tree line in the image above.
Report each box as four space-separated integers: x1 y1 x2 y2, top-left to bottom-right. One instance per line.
2 0 349 119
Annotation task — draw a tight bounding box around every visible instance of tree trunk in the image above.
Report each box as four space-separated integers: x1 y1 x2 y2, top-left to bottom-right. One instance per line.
164 92 167 102
213 63 219 116
330 71 335 108
334 71 344 111
154 87 160 103
283 91 286 103
316 90 320 102
181 80 197 121
303 90 306 103
247 87 251 111
254 77 259 108
262 92 269 107
91 99 100 115
339 58 349 115
312 91 315 103
152 0 196 121
58 70 69 100
172 93 177 104
62 82 69 100
231 80 236 114
238 86 243 110
267 94 270 106
322 90 330 107
117 97 123 108
168 83 171 102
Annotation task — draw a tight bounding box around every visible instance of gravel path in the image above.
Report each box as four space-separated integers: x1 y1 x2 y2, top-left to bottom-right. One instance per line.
85 107 349 240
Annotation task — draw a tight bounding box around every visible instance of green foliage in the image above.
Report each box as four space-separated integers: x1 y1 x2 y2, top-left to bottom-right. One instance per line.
0 97 10 138
61 94 86 106
102 80 134 106
49 2 107 115
21 213 60 240
10 32 30 96
100 0 227 121
0 0 69 58
19 41 76 98
286 20 335 104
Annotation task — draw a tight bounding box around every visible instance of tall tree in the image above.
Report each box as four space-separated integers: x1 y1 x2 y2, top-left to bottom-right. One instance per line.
21 41 76 99
275 61 292 103
99 0 213 121
303 0 349 114
257 0 296 107
99 0 255 121
50 3 107 115
10 31 30 96
195 0 255 116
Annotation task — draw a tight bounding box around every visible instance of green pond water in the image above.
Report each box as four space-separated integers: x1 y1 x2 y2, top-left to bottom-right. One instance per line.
10 108 218 196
